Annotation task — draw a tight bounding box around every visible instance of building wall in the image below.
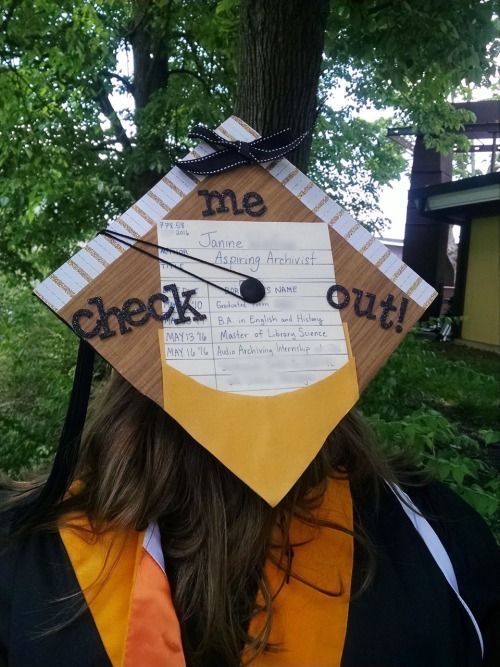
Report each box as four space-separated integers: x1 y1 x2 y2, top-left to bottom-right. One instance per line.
403 136 453 318
461 215 500 348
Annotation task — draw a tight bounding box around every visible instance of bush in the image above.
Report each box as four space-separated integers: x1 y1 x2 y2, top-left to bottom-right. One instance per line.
0 277 77 475
360 334 500 534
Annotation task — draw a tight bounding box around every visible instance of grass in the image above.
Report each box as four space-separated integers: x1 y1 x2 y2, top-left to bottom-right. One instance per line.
427 343 500 425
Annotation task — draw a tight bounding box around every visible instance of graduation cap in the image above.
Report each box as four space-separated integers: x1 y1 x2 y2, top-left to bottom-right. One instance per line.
34 115 436 508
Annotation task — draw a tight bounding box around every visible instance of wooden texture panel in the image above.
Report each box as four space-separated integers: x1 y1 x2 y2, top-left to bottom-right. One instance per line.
328 230 421 390
166 164 316 222
57 162 424 409
59 226 165 405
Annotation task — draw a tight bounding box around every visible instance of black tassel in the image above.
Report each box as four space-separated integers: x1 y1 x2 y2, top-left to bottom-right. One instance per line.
16 339 95 526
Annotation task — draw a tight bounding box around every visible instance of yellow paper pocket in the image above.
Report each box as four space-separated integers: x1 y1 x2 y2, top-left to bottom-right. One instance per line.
158 325 358 506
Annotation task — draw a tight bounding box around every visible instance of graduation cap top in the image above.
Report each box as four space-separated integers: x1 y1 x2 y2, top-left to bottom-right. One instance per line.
35 115 436 507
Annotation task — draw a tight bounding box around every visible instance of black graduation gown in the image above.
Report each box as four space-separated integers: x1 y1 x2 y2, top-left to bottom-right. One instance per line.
0 482 498 667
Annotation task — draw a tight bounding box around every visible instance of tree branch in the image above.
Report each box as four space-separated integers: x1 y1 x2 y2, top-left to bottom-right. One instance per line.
96 92 132 152
104 70 135 95
182 33 214 91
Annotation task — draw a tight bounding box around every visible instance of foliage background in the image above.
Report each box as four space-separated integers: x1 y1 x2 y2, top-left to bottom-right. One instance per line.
1 0 497 279
0 0 498 533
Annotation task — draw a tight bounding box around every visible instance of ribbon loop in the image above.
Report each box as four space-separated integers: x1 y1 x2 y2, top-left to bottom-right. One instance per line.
176 123 310 175
235 140 256 162
188 126 231 149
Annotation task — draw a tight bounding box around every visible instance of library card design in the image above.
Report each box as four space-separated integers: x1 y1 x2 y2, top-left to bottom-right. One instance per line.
34 114 436 506
158 220 349 396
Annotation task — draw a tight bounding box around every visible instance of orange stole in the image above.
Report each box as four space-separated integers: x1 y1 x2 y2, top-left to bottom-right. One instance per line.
248 477 354 666
60 477 353 667
59 520 185 667
59 519 141 667
124 549 185 667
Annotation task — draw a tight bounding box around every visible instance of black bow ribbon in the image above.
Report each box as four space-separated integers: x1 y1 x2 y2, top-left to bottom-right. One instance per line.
176 125 309 175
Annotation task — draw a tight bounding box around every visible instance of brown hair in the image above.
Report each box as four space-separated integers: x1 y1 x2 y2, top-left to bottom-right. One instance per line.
2 371 402 666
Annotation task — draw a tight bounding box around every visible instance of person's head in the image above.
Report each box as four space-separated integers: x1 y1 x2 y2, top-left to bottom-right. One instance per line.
76 371 393 529
2 370 398 665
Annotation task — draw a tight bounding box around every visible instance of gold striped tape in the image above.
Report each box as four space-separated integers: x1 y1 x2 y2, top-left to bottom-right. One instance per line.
116 217 140 238
217 126 235 141
162 177 185 199
392 264 407 281
329 209 344 225
148 190 171 212
281 168 299 187
67 259 92 283
406 277 422 297
312 195 330 213
375 250 391 268
104 236 126 254
265 159 280 171
34 288 54 310
423 293 437 309
50 275 75 298
231 117 259 138
85 245 108 268
132 204 155 227
296 181 314 199
359 238 375 254
345 223 360 240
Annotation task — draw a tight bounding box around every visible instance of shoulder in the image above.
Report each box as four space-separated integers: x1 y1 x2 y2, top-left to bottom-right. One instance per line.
403 480 499 577
0 499 18 615
0 523 82 659
400 481 500 665
0 523 115 666
0 523 21 659
354 478 498 568
344 478 498 666
405 478 492 523
352 479 499 664
0 504 67 623
353 478 499 616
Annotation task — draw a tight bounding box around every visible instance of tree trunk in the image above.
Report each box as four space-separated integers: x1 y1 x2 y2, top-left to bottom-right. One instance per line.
130 1 169 112
234 0 330 172
129 0 171 197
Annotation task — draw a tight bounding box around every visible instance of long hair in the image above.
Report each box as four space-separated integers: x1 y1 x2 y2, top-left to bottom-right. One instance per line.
1 371 402 665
